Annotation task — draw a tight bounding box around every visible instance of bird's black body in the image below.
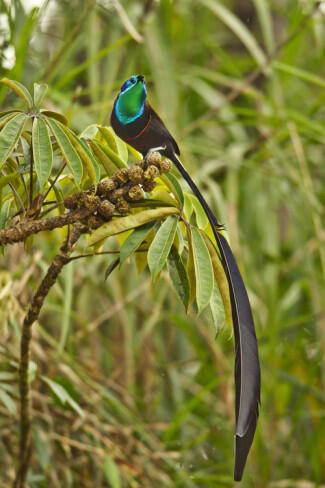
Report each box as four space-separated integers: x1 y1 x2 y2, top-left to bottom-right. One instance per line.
111 75 260 482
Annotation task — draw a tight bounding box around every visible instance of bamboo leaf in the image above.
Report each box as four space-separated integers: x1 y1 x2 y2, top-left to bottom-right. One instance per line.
46 118 83 187
120 220 156 265
33 83 48 109
103 456 122 488
167 245 190 310
89 207 178 247
1 78 33 108
41 377 85 418
0 113 27 172
199 0 267 67
32 117 53 191
0 388 17 415
191 226 214 314
148 215 178 281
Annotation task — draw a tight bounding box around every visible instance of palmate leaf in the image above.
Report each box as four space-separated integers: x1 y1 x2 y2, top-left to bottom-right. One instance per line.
62 125 100 185
203 232 232 327
88 207 179 247
46 117 83 187
89 140 120 176
1 78 33 108
161 173 184 208
120 220 156 265
0 113 27 172
190 226 214 314
167 245 190 310
33 83 48 109
32 117 53 191
148 215 178 280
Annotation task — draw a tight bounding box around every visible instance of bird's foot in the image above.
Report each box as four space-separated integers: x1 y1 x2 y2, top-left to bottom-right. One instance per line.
144 146 166 164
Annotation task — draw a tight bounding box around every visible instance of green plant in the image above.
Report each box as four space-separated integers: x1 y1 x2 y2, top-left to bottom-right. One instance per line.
0 79 232 487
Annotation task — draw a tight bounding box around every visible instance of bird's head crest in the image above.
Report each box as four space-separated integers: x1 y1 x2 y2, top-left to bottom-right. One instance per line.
115 75 147 124
120 74 145 93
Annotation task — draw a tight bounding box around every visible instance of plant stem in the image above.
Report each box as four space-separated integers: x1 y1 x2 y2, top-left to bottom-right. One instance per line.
13 224 84 488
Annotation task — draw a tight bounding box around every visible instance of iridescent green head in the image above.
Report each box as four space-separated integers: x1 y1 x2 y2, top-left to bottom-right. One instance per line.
115 75 147 124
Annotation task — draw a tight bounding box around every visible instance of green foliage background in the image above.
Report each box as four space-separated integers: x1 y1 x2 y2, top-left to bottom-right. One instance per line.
0 0 324 486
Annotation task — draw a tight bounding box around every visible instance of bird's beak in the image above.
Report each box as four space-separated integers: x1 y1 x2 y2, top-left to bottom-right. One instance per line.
137 75 145 83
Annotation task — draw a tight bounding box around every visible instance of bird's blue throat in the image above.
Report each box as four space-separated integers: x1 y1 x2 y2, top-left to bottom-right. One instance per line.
115 76 147 125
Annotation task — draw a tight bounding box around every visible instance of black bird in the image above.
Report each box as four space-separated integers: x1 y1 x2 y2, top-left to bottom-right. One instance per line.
111 74 260 481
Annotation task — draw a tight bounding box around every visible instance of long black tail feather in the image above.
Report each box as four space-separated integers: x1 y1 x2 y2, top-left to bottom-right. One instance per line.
168 152 260 482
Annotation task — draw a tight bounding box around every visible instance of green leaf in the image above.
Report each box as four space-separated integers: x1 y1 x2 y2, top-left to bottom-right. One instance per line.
0 113 27 172
184 193 193 220
0 112 21 130
34 429 51 471
161 173 184 208
62 124 100 185
1 78 33 108
199 0 267 67
120 220 156 265
40 110 68 126
0 388 17 415
89 140 119 176
46 118 83 187
41 376 85 418
191 226 214 314
79 124 98 139
167 245 190 310
186 225 196 307
89 207 179 247
102 456 122 488
32 117 53 191
207 280 225 336
104 258 120 281
0 173 20 190
203 233 232 327
189 194 209 229
33 83 48 109
97 126 118 154
148 215 178 280
94 139 127 169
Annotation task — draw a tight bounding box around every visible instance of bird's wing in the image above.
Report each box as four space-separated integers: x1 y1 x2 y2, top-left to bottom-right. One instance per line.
148 105 180 155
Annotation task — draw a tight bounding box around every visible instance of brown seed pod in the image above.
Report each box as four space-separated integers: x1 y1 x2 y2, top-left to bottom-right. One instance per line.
142 180 156 192
128 185 145 201
147 151 161 167
114 168 129 185
109 188 125 202
128 165 143 183
85 194 100 212
98 200 115 219
144 165 160 180
97 178 117 196
87 215 104 229
116 200 130 215
135 159 147 169
64 193 80 209
160 158 172 174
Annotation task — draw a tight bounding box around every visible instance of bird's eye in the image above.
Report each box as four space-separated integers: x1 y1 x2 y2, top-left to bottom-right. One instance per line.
130 76 136 84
